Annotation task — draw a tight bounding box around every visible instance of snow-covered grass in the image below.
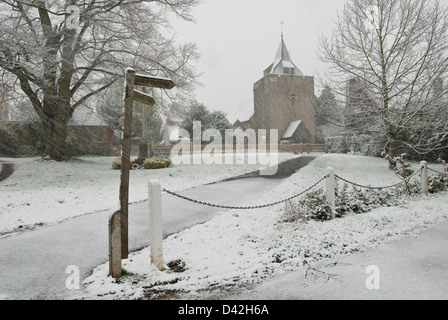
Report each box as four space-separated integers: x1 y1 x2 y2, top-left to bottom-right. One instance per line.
0 153 297 237
71 154 448 300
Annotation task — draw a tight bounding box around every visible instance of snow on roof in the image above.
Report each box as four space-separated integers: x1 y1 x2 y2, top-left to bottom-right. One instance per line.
283 120 303 139
265 36 303 76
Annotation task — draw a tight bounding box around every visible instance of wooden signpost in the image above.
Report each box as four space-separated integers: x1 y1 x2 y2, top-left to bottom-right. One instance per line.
134 74 175 89
109 69 175 277
119 69 136 260
134 89 156 106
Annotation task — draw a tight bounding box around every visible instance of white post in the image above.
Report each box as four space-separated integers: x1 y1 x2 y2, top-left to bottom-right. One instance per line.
326 167 336 219
148 180 164 271
420 161 429 196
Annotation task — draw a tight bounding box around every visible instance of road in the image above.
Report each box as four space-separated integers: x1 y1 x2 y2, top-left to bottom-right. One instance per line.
0 177 286 300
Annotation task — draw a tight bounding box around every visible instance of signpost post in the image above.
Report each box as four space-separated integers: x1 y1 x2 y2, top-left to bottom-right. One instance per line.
111 69 175 274
120 69 136 259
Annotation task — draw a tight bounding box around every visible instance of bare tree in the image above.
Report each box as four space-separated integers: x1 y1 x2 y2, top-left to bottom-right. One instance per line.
319 0 448 158
0 0 200 161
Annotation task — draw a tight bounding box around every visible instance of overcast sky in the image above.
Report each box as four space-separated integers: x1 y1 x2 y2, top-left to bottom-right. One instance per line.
170 0 347 123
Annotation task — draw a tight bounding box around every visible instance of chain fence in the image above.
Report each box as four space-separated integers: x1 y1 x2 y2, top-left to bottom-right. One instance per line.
163 175 327 210
334 167 424 190
428 167 447 176
163 164 445 211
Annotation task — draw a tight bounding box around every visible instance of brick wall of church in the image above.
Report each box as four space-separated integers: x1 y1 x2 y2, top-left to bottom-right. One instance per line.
253 74 316 143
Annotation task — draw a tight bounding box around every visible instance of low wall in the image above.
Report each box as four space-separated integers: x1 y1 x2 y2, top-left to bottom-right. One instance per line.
146 144 326 157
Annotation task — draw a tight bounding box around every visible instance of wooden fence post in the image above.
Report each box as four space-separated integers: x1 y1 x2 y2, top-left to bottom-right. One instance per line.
148 180 164 271
421 161 429 196
326 167 336 220
109 210 122 278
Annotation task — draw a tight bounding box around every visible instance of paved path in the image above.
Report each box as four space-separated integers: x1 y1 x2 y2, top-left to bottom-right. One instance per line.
222 220 448 300
0 177 286 300
0 156 318 300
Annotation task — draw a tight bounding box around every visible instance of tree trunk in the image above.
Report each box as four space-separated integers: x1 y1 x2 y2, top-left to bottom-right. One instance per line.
42 115 69 161
389 139 397 166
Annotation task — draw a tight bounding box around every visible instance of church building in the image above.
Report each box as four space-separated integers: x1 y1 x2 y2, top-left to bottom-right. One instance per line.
234 34 316 144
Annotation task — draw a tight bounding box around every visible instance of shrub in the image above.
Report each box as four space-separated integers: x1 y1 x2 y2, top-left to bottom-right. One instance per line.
282 182 400 223
325 136 347 154
349 134 383 157
0 123 45 157
428 175 448 194
143 158 171 170
382 152 414 179
324 135 383 157
112 158 134 170
167 259 186 273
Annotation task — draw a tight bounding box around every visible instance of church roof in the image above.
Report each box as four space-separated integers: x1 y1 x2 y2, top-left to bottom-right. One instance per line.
283 120 303 139
264 35 303 77
283 120 311 142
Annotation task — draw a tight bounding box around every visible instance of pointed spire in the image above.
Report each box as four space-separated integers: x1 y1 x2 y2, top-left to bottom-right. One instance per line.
264 27 303 77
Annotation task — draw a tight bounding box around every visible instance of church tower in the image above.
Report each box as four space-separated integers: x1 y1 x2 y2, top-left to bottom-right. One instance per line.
251 34 316 144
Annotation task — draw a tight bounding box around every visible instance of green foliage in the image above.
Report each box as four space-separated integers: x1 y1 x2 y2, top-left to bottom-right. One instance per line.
143 158 172 170
325 134 384 157
0 122 45 157
180 101 232 142
282 182 400 223
167 259 186 273
324 136 346 154
282 188 331 222
113 268 146 284
97 88 124 132
428 174 448 194
428 158 448 194
112 156 171 170
112 158 134 170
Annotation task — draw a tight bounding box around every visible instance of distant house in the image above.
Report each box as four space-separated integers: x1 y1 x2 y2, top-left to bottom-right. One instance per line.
67 106 115 155
163 116 184 145
233 119 253 132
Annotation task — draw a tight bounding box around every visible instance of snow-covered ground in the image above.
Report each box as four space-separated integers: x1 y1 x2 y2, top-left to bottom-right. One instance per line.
0 153 295 237
65 154 447 300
